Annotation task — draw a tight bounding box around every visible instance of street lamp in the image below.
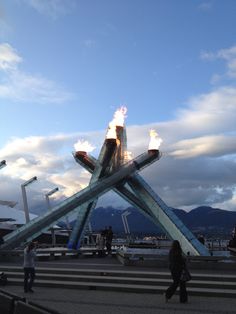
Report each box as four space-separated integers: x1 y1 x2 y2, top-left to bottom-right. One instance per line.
45 187 59 247
0 160 6 169
45 187 59 210
121 210 131 234
21 176 37 224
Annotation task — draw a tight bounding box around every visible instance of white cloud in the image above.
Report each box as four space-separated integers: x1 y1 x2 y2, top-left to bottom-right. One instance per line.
0 39 236 216
175 87 236 137
0 129 137 214
126 85 236 210
49 169 90 198
200 51 216 61
0 131 104 211
170 135 236 159
19 0 76 19
217 46 236 78
0 43 73 103
0 43 22 70
201 45 236 80
1 78 236 212
210 73 221 84
198 2 212 11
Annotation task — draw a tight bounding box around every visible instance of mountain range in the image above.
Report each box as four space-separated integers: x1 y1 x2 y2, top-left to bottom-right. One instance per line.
74 205 236 237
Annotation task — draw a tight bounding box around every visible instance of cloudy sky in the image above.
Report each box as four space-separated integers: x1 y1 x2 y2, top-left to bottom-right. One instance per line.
0 0 236 216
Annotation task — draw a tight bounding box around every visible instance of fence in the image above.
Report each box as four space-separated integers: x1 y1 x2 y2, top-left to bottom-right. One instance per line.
0 289 61 314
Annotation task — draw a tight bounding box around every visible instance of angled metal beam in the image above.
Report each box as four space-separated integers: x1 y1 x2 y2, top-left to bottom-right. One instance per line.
68 138 117 249
1 150 159 250
72 125 166 240
126 174 209 256
69 126 163 249
113 125 209 256
73 151 164 225
74 152 209 256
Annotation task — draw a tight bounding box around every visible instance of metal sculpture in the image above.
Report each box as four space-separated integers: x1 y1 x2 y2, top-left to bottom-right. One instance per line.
1 108 209 256
69 108 209 256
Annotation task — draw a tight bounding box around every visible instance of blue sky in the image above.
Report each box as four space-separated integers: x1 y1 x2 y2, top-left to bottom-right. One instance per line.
0 0 236 215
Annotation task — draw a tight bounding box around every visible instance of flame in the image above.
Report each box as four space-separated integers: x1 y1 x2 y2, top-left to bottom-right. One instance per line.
74 140 96 153
124 151 133 161
106 122 117 139
113 106 127 127
106 106 127 139
148 129 163 150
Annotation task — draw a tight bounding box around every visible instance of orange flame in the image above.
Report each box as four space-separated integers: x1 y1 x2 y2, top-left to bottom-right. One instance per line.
148 129 162 150
74 140 96 152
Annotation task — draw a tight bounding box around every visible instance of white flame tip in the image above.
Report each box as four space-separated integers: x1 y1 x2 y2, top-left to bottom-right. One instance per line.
148 129 162 150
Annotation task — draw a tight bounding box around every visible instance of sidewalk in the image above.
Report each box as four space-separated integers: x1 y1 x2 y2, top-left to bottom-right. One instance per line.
2 256 236 313
3 285 236 314
4 254 236 275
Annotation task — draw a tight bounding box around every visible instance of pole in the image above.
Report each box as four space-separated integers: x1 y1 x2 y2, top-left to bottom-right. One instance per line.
45 187 59 210
0 160 6 169
21 176 37 224
46 195 50 210
21 184 30 224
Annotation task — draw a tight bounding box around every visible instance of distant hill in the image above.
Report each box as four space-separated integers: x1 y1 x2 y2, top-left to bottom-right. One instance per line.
76 205 236 237
173 206 236 236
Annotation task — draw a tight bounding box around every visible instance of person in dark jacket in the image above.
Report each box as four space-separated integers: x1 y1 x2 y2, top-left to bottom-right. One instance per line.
106 226 113 255
23 242 37 293
165 240 188 303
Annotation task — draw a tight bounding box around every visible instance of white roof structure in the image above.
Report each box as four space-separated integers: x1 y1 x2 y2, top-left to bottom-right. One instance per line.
0 205 37 225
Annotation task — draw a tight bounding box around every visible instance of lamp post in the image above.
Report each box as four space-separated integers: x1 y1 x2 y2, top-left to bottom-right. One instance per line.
21 176 37 224
45 187 59 247
45 187 59 210
0 160 6 169
121 210 131 242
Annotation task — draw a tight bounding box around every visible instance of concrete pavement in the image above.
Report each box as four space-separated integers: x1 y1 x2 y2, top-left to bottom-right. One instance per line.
2 256 236 313
3 285 236 314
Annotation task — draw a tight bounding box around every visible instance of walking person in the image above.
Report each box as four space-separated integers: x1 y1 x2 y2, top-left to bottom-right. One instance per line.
96 230 105 257
106 226 113 255
165 240 188 303
23 242 37 293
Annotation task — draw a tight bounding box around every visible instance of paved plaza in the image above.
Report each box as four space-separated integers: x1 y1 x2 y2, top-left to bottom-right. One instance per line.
3 284 236 314
1 257 236 314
